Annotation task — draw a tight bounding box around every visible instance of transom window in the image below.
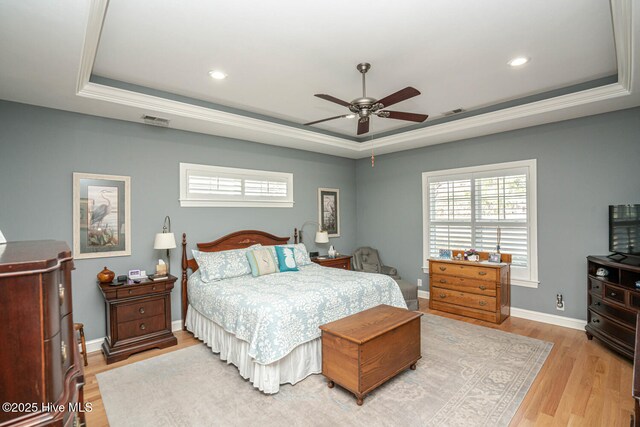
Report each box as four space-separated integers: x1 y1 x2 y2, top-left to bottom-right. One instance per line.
180 163 294 208
422 160 538 287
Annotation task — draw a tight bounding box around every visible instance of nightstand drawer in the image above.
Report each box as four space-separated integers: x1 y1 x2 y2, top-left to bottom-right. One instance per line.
117 283 165 299
117 298 165 323
430 262 497 282
431 286 497 312
117 314 166 341
431 274 497 296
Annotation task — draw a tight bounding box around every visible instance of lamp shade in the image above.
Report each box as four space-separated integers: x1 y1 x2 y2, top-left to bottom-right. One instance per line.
154 232 177 250
315 231 329 244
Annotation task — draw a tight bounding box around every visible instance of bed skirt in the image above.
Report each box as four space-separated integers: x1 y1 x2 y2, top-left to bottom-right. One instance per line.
185 305 322 394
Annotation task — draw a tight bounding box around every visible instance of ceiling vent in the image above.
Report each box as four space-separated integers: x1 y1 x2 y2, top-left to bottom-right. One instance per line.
142 115 170 127
442 108 465 117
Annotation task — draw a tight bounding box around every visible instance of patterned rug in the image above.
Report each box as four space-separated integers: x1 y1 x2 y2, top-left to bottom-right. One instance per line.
97 314 552 427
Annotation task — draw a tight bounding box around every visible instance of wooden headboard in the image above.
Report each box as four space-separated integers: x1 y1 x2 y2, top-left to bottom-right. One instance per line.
181 230 290 330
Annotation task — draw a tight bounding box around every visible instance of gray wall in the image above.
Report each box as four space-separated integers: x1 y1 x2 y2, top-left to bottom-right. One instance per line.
356 107 640 320
0 101 357 340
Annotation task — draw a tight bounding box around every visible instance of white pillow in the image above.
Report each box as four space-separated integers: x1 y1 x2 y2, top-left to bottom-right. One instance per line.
193 244 261 282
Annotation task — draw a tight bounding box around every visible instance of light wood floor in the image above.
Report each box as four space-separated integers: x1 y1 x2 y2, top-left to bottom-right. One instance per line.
83 298 634 426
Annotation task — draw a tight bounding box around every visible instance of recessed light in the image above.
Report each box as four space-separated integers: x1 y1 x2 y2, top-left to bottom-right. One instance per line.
209 70 227 80
345 114 356 119
508 57 530 67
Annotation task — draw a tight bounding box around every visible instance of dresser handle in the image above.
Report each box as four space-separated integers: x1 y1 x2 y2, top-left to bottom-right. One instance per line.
128 289 133 295
478 271 487 276
58 283 65 305
479 285 487 290
61 341 68 364
439 266 446 271
139 307 145 314
592 318 600 323
610 292 617 297
595 301 601 306
479 301 487 306
439 279 446 283
140 323 146 330
152 286 157 291
439 293 446 298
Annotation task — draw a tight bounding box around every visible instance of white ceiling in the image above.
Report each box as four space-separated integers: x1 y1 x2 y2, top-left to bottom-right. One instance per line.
94 0 617 137
0 0 638 159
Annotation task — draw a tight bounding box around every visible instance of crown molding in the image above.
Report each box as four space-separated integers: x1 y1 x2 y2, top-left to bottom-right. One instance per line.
75 0 638 159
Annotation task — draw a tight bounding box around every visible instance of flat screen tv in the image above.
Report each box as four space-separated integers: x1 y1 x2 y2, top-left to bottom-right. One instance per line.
609 204 640 256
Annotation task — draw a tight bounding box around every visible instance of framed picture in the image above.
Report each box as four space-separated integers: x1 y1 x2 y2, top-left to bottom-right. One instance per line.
73 173 131 259
439 249 452 259
489 252 502 263
318 188 340 237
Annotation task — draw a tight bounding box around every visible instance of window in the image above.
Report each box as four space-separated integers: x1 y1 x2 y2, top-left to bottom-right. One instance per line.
422 160 538 287
180 163 294 207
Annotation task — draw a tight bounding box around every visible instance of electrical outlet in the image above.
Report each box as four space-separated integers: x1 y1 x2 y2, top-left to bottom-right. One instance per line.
556 293 565 311
417 279 422 288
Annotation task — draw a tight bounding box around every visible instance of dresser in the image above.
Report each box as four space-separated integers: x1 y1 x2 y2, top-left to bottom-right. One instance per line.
585 255 640 359
311 255 352 270
429 255 511 324
98 275 177 364
0 241 85 426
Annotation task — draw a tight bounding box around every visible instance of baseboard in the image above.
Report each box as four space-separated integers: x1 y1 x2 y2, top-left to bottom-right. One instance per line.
85 319 184 354
509 307 587 331
418 289 430 299
418 293 586 330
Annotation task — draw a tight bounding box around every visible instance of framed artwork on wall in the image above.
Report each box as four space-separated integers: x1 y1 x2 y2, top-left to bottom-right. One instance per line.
318 188 340 238
73 172 131 259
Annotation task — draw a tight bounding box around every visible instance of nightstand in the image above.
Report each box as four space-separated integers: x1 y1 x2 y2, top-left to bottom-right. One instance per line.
98 275 178 364
312 255 352 270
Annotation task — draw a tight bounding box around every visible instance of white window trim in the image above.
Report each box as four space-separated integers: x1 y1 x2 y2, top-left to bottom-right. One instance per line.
421 159 539 288
179 163 294 208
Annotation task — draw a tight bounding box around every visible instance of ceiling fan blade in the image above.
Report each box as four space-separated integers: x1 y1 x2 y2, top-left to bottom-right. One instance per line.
314 94 352 107
376 87 421 108
357 118 370 135
304 115 349 126
380 111 429 122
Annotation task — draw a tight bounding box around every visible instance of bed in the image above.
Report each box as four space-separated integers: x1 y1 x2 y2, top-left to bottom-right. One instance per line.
181 230 407 393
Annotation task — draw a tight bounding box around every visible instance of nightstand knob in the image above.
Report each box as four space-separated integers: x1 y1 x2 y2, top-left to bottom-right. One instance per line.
478 271 487 276
439 293 446 298
479 301 487 306
439 266 446 271
140 323 146 330
439 279 446 283
479 285 487 290
139 307 145 314
592 318 600 323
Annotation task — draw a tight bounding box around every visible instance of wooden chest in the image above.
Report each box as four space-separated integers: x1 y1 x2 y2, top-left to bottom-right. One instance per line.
319 304 422 405
429 257 510 324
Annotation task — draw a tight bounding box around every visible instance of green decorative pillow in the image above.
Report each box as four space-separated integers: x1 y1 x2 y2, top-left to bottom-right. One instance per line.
246 248 278 277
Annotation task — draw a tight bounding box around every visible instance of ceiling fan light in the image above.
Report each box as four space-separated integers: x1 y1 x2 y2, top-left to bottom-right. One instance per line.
208 70 228 80
508 57 530 67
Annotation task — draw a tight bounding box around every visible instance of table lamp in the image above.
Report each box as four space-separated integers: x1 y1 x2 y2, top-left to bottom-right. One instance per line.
153 216 176 275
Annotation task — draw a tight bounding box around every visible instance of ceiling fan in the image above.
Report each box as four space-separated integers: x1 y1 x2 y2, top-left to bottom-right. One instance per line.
305 63 429 135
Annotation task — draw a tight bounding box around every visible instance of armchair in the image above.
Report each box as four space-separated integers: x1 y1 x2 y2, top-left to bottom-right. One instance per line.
353 247 418 310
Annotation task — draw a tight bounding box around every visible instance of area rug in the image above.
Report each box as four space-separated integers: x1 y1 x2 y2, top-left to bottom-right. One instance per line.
97 314 552 427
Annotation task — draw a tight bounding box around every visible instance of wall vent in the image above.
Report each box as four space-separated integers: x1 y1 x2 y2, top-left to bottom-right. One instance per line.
442 108 465 117
142 115 170 127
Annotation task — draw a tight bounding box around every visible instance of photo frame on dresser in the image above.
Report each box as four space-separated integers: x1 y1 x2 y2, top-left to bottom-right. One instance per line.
319 188 340 237
73 172 131 259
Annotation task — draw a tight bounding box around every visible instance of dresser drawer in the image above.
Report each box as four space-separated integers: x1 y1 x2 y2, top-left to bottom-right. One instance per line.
589 294 636 328
117 314 166 341
117 283 165 298
431 262 497 282
588 311 635 348
603 284 626 306
431 286 496 312
588 276 604 295
117 298 165 323
431 274 496 296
